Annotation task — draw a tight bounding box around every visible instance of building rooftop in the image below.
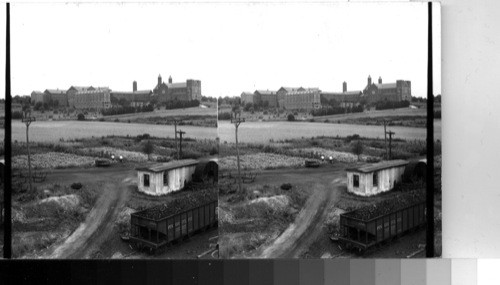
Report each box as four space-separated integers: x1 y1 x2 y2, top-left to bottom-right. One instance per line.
255 90 277 95
279 87 304 93
69 86 95 92
167 82 187 89
136 159 199 173
45 89 67 94
346 159 409 173
374 83 397 89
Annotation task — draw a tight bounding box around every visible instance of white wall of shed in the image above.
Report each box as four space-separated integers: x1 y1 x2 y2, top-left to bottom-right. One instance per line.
347 166 406 196
136 165 197 196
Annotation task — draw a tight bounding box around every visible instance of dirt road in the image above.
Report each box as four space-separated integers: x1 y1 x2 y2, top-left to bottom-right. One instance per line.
41 166 136 259
248 165 346 258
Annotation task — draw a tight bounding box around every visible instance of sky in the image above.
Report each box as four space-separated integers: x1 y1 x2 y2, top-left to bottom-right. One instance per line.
4 2 441 99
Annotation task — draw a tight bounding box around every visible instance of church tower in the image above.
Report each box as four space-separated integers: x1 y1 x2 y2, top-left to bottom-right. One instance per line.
378 76 382 84
158 74 162 87
343 81 347 93
367 75 372 86
169 76 173 84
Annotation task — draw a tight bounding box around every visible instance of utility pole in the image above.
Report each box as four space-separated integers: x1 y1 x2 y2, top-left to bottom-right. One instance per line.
383 120 388 159
22 110 36 193
172 119 181 159
231 109 245 193
386 130 395 160
176 129 186 159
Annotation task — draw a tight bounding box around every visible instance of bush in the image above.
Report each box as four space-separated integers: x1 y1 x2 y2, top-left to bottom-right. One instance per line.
280 183 292 190
77 113 85 121
218 112 232 120
71 182 83 190
375 100 410 110
351 140 364 160
209 146 218 155
287 114 295 121
12 111 23 119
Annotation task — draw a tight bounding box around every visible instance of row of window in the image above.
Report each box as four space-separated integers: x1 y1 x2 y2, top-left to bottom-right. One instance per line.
352 171 378 188
143 172 169 187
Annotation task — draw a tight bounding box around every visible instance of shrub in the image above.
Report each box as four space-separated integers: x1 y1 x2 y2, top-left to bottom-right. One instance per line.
287 114 295 121
12 111 23 119
142 140 155 160
71 182 83 190
209 146 218 155
218 112 232 120
280 183 292 190
351 140 364 160
77 113 85 121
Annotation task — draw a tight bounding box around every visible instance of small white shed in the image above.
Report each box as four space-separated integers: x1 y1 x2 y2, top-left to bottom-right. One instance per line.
136 159 199 196
346 160 409 196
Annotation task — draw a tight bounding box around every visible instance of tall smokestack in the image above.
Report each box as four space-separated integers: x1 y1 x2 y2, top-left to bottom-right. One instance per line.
343 81 347 93
133 81 137 92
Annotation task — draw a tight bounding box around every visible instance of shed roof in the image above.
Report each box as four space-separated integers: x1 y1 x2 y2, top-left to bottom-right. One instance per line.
346 159 409 173
136 159 199 173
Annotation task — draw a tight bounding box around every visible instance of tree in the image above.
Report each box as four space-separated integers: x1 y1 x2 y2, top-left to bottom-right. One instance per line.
143 140 155 161
77 113 85 121
34 102 43 111
287 114 295 121
352 140 364 161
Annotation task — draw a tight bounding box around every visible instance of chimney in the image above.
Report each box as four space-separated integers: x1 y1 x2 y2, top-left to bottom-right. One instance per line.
368 75 372 86
133 81 137 92
342 81 347 93
158 74 162 86
378 76 382 84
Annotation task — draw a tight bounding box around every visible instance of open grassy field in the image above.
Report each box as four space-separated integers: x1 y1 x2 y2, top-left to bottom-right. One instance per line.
12 120 217 142
219 120 440 144
104 106 215 118
314 107 427 121
12 134 218 170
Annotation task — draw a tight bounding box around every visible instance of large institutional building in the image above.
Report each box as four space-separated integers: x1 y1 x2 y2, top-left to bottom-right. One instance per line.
241 75 412 111
321 76 412 107
30 74 202 110
153 75 202 103
240 87 321 110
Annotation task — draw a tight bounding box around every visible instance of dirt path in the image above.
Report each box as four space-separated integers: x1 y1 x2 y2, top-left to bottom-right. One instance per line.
41 167 135 259
255 175 344 258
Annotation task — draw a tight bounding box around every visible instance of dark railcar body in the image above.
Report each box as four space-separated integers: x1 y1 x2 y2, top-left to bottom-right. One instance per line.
338 201 425 251
129 200 218 250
